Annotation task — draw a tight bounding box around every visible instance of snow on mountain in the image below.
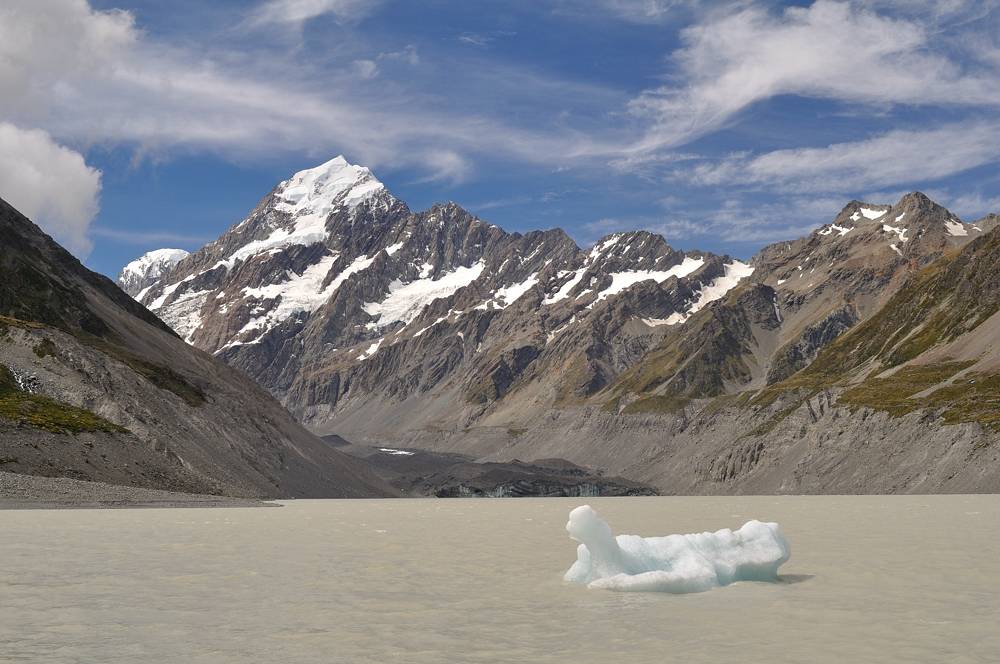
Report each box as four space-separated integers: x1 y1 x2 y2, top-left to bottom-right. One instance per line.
220 157 386 269
124 156 758 437
945 219 968 237
365 261 487 328
686 260 755 316
117 248 189 298
589 256 705 306
110 178 1000 497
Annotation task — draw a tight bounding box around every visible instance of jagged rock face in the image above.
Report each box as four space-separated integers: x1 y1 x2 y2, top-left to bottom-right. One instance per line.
0 196 387 499
135 157 752 432
122 162 1000 494
117 248 189 298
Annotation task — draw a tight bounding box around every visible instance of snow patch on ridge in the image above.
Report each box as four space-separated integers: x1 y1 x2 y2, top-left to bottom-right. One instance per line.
882 224 909 243
858 207 887 220
589 256 705 306
691 260 755 312
818 224 852 237
945 219 968 237
545 269 587 304
121 248 189 282
357 339 383 361
225 252 375 348
630 260 754 328
477 273 540 310
364 261 485 328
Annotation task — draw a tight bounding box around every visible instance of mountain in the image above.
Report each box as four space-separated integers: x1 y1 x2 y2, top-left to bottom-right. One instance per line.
126 157 1000 493
130 156 749 431
0 197 388 498
118 248 190 298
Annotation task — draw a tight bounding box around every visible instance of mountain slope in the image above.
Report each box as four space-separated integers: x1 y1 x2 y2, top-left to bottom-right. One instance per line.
131 157 753 439
118 248 189 298
602 192 993 410
0 197 388 498
487 225 1000 493
123 158 999 493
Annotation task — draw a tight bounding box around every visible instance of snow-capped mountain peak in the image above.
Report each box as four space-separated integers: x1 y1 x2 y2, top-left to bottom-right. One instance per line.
117 248 189 298
276 155 384 215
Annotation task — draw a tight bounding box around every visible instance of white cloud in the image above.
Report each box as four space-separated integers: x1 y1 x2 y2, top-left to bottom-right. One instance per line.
0 0 136 116
597 0 693 23
411 150 473 184
555 0 695 24
682 122 1000 192
945 191 1000 220
625 1 1000 153
0 0 617 181
378 45 420 65
0 123 101 256
352 59 379 79
582 194 847 247
247 0 381 27
90 227 214 246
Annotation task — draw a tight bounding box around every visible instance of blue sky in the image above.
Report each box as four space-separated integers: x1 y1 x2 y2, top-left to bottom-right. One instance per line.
1 1 999 278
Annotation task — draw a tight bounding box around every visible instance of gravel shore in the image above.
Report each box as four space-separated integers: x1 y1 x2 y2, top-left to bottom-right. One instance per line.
0 472 278 509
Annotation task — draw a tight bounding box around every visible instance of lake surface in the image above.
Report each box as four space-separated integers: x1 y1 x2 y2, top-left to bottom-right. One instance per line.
2 496 998 663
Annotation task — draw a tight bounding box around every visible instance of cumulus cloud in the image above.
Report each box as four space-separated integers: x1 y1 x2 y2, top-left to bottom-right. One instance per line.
682 122 1000 192
0 123 101 255
626 0 1000 153
0 0 136 115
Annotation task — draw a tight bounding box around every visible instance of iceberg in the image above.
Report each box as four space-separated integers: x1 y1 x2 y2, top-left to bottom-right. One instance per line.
563 505 790 593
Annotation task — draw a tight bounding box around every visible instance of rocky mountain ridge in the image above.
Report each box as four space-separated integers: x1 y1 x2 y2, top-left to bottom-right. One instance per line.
118 248 189 298
133 157 752 430
125 157 1000 493
0 197 387 498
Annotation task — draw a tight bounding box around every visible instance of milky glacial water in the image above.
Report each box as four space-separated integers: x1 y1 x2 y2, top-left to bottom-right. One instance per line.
2 496 998 663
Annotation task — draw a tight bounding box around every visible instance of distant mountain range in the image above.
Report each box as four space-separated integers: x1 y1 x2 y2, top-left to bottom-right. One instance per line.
118 157 1000 493
0 197 387 498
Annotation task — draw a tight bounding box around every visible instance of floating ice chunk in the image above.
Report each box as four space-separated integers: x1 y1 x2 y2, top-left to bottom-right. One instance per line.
563 505 790 593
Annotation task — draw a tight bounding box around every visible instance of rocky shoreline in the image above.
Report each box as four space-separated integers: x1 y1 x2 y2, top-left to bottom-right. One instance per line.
0 472 277 509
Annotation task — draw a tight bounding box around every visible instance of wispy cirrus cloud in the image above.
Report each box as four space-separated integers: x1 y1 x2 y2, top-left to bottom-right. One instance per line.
3 0 999 263
680 121 1000 193
246 0 382 28
581 194 847 248
554 0 697 24
623 1 1000 156
0 1 619 181
90 227 215 246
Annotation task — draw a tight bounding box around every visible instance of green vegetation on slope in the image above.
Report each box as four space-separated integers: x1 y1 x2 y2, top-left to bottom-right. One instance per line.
0 201 206 407
605 284 779 411
754 228 1000 430
0 364 128 434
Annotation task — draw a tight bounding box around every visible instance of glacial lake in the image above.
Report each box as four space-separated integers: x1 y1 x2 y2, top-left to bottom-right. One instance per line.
2 496 998 663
